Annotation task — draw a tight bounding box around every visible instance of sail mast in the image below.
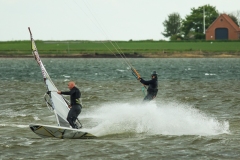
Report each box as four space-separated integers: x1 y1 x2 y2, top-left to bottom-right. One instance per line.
28 27 70 127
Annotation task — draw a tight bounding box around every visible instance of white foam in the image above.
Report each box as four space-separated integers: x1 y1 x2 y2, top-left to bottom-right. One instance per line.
82 101 229 137
63 75 70 78
0 124 6 127
15 125 29 128
0 124 29 128
116 69 125 72
33 116 40 121
205 73 216 76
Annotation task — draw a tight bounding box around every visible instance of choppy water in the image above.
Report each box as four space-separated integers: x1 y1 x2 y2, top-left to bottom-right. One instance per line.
0 58 240 159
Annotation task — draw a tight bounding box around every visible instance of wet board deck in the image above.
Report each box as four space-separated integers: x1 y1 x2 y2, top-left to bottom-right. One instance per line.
29 124 96 139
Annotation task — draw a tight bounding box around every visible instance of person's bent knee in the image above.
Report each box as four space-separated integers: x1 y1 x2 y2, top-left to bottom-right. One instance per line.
67 117 71 121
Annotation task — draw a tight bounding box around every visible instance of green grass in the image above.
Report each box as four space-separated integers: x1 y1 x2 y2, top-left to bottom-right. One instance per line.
0 40 240 55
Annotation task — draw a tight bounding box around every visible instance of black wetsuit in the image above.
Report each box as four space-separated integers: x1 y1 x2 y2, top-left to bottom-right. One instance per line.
61 87 81 129
140 77 158 101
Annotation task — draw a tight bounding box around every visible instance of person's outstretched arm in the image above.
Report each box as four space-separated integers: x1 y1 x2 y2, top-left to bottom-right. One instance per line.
57 91 71 95
140 78 154 85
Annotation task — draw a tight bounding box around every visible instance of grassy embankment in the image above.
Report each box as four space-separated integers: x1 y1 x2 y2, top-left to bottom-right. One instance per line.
0 40 240 58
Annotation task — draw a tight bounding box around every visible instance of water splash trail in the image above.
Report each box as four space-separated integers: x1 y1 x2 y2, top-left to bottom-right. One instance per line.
82 101 229 137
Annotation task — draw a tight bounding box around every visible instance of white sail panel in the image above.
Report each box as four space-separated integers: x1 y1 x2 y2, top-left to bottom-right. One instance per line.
46 79 70 127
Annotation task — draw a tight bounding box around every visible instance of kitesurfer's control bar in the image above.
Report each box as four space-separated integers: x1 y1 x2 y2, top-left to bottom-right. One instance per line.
131 68 147 90
131 68 141 79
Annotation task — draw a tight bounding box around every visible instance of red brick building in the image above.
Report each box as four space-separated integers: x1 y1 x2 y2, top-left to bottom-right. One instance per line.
206 14 240 40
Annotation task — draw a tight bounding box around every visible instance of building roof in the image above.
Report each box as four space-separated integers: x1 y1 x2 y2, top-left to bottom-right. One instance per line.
221 14 240 31
207 14 240 31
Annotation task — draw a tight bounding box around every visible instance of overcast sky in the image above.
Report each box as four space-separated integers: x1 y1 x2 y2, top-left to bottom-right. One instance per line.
0 0 239 41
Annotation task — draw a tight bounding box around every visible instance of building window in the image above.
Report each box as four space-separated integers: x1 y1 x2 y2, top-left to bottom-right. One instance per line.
221 19 223 22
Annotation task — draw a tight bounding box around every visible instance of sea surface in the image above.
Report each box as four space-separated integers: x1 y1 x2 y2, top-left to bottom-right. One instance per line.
0 58 240 159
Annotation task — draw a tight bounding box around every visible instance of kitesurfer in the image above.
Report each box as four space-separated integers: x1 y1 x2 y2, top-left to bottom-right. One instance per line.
57 81 81 129
139 71 158 101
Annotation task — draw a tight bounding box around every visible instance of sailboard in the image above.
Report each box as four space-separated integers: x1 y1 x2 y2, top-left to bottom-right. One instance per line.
28 27 95 139
29 124 95 139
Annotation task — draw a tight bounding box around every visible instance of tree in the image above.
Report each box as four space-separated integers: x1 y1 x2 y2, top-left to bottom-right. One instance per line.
236 10 240 26
229 10 240 26
182 4 219 39
228 13 239 26
162 12 182 39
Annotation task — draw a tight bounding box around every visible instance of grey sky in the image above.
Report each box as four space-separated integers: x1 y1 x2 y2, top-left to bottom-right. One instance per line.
0 0 239 41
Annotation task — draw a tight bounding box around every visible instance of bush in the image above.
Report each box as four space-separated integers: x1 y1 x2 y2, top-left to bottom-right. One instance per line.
195 33 205 40
170 34 183 41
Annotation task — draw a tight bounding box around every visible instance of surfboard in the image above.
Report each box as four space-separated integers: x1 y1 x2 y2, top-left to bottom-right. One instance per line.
29 124 96 139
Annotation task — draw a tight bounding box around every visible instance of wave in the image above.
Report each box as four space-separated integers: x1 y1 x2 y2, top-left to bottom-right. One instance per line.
0 124 29 128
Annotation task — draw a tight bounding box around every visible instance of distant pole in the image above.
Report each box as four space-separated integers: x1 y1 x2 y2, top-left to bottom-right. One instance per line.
203 6 206 34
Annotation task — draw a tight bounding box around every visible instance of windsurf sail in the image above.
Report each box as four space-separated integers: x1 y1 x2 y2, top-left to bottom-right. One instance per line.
28 27 70 127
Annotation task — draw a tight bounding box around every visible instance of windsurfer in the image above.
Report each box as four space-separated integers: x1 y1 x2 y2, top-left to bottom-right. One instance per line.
139 71 158 101
57 81 81 129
